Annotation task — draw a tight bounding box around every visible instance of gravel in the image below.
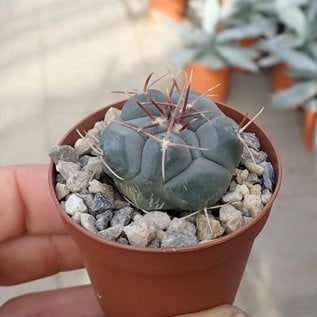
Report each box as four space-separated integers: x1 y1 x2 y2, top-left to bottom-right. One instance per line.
52 116 276 249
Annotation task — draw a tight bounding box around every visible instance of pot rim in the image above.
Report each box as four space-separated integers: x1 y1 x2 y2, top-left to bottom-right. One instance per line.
48 100 282 254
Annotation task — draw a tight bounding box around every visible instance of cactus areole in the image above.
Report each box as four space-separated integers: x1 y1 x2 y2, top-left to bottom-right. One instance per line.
100 79 243 212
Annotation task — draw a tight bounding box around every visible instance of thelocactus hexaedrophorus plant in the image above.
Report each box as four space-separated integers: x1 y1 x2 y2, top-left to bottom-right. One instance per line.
99 73 244 212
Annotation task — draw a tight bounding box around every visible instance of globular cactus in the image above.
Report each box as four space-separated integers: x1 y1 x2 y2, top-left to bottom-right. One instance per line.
100 74 243 211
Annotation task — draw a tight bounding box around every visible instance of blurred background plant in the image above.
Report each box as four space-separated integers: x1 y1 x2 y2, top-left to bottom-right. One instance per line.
150 0 317 156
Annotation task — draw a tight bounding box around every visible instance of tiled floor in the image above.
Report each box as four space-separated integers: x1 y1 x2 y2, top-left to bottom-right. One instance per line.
1 1 317 316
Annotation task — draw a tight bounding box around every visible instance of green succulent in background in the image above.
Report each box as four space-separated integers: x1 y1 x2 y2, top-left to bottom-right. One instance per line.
258 0 316 68
257 1 317 109
157 0 259 72
99 74 243 211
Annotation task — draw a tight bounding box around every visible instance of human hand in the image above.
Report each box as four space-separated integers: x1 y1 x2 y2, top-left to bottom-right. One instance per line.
0 165 247 317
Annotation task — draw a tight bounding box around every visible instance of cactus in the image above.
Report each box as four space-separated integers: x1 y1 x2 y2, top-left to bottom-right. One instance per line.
99 74 243 211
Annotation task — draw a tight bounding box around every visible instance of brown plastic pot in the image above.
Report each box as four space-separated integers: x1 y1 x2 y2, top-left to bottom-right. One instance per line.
49 101 282 317
184 63 231 102
303 109 317 150
149 0 187 22
272 63 294 92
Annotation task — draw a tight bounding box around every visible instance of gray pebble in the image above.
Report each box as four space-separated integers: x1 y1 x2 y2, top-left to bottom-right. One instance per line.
95 210 113 230
98 225 123 241
262 162 275 191
219 205 243 233
80 213 97 234
161 230 198 248
261 189 272 205
167 217 196 235
110 207 133 227
66 170 91 192
92 192 114 216
56 161 81 180
143 211 171 230
147 239 161 248
76 193 95 210
241 132 261 150
241 148 268 165
49 145 79 164
88 179 114 200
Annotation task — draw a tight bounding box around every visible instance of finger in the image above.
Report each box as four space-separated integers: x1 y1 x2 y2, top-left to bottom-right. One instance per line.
176 304 248 317
0 234 84 285
0 165 66 243
0 285 105 317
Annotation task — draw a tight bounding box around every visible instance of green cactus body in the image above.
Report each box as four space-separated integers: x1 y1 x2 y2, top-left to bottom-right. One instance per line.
100 88 243 211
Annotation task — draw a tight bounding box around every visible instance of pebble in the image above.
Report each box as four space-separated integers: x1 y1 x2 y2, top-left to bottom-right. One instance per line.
92 192 114 215
49 145 79 164
219 205 243 233
84 157 103 179
143 211 171 230
54 118 275 248
98 225 123 241
56 161 81 180
55 183 70 200
261 189 272 205
66 170 91 192
262 162 275 191
167 217 196 235
80 213 98 234
235 169 249 184
161 230 198 248
65 194 87 215
74 137 92 156
241 132 260 150
196 212 225 240
88 179 114 200
95 210 113 230
123 221 156 247
72 211 83 224
110 207 133 227
77 193 95 210
243 194 262 217
245 162 264 176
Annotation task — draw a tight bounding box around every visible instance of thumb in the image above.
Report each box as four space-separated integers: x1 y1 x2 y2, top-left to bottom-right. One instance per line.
175 304 248 317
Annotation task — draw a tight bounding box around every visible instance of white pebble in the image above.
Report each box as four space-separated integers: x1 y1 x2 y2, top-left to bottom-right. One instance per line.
196 212 225 240
243 194 262 217
123 222 156 247
143 211 171 230
167 217 196 234
65 194 87 215
80 213 98 234
261 189 272 205
55 183 70 200
245 162 264 176
74 137 92 156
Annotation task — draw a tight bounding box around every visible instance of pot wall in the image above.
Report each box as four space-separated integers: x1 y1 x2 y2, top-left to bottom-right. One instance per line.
49 101 282 317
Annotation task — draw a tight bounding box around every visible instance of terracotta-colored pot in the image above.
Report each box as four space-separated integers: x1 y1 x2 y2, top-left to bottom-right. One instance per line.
48 101 282 317
149 0 187 22
184 63 231 103
272 63 294 92
303 109 317 150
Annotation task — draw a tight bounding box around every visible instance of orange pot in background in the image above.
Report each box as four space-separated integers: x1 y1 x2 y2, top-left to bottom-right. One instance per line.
149 0 187 22
303 110 317 151
272 63 294 92
184 63 231 103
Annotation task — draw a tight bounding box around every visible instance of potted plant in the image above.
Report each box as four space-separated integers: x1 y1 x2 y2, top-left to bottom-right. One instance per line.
158 0 259 102
257 0 312 91
263 1 317 151
49 72 281 317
